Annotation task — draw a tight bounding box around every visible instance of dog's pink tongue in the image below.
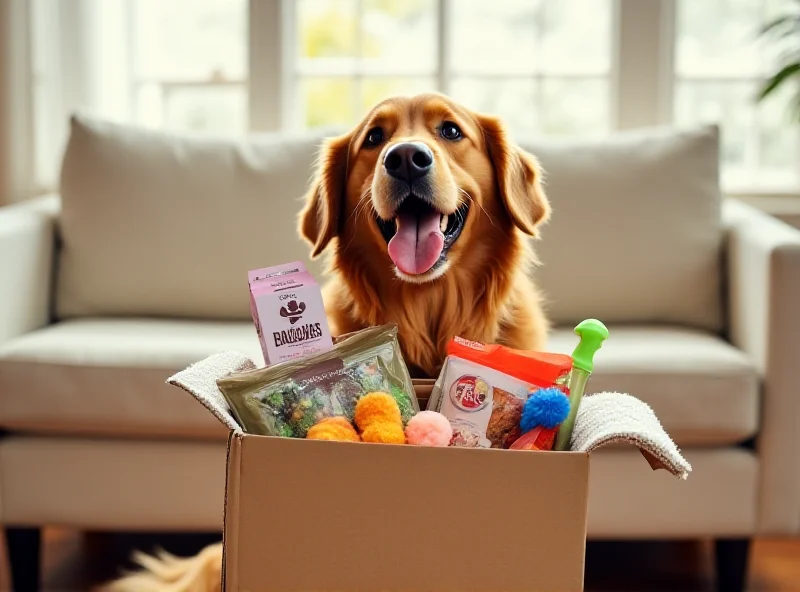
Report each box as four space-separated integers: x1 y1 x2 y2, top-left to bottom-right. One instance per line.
388 211 444 275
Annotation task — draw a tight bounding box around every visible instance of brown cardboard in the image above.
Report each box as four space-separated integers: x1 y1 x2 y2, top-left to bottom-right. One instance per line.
165 364 690 591
213 377 590 591
224 435 588 592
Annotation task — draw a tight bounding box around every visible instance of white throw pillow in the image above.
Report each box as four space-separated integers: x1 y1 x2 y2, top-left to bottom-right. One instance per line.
58 116 723 331
522 124 723 332
57 115 328 320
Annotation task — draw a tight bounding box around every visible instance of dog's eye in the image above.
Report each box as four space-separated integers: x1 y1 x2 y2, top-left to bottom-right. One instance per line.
364 127 385 148
440 122 463 141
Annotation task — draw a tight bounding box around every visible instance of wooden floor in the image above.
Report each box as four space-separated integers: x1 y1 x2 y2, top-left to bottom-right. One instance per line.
0 530 799 591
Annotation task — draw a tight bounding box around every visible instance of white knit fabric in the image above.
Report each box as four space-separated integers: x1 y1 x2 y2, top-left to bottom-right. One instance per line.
166 351 257 434
167 353 692 480
571 391 693 479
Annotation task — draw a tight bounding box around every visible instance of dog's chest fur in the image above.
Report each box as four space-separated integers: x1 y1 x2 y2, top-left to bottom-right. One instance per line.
323 259 545 378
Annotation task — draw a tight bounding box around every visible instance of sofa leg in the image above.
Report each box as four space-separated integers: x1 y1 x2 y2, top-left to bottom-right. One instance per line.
5 527 41 592
714 538 750 592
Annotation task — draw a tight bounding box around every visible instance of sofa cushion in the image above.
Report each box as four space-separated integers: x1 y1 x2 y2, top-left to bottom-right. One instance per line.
0 318 262 439
0 319 757 445
58 118 722 328
57 115 329 320
523 124 724 331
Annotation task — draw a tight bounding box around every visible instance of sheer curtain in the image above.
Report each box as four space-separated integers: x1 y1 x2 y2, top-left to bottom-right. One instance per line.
31 0 134 190
1 0 34 204
31 0 248 190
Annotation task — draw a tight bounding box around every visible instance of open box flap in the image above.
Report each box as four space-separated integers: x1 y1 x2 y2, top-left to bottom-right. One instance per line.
571 391 692 480
166 351 256 434
167 353 691 480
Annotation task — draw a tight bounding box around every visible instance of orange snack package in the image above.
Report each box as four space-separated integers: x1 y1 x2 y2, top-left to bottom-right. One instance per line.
428 337 574 449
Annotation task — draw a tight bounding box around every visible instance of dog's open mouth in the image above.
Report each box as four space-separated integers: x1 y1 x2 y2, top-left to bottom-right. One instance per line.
376 195 469 276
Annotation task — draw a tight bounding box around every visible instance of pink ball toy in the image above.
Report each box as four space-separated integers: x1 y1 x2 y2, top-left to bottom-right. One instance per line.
405 411 453 447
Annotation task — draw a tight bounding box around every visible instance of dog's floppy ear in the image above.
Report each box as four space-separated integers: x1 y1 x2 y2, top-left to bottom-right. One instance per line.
299 132 352 257
478 114 550 236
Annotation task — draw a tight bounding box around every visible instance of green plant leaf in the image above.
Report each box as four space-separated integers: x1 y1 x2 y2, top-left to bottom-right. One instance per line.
758 62 800 101
759 14 794 36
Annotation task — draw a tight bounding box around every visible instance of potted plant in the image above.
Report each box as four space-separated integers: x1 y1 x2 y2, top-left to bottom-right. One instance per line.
757 2 800 117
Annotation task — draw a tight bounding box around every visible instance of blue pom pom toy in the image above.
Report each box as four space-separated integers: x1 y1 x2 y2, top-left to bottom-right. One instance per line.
520 387 571 432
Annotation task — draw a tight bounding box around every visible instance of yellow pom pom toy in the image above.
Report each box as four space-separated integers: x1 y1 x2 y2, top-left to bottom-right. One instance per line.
306 416 361 442
354 392 406 444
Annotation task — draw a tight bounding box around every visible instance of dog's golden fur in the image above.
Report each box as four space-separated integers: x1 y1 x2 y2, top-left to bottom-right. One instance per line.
102 542 223 592
302 93 550 376
103 93 550 591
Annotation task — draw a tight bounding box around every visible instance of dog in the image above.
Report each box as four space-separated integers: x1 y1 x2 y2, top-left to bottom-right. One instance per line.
301 92 550 377
103 93 551 591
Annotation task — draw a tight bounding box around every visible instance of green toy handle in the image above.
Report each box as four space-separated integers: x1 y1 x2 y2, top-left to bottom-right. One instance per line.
554 319 609 451
571 319 609 374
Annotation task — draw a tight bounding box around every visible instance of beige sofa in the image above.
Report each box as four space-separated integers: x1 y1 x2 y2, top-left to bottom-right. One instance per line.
1 116 799 592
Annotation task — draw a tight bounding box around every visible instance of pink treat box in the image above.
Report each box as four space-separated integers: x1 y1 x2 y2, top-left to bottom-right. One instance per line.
248 261 333 366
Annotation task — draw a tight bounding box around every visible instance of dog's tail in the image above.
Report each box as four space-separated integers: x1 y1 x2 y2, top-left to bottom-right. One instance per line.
100 541 223 592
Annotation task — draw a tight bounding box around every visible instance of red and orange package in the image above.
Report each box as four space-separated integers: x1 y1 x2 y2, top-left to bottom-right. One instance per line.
429 337 573 450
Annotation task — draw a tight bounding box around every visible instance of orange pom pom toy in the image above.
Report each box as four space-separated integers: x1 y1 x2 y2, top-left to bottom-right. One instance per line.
306 416 361 442
354 392 405 444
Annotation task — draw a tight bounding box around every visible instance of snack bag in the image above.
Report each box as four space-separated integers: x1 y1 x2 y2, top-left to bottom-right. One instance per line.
428 337 573 449
217 324 419 437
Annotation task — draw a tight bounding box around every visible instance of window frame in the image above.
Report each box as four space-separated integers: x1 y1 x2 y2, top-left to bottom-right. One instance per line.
254 0 664 135
26 0 800 198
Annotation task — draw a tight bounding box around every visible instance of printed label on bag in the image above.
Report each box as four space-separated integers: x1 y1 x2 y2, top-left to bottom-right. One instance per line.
450 375 490 412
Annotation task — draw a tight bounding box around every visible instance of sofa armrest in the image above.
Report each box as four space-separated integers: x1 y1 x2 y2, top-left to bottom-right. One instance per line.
724 198 800 534
0 195 59 345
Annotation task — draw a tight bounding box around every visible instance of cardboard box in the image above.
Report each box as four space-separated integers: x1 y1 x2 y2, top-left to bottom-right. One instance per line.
171 358 691 592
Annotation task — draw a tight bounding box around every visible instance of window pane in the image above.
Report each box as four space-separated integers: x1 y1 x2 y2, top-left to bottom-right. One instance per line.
301 78 357 128
361 0 437 68
361 77 437 113
297 0 436 73
452 77 609 139
298 0 358 59
674 80 799 190
757 82 800 188
450 1 541 74
540 79 609 135
162 86 247 135
762 0 800 72
292 1 614 136
133 0 247 81
451 78 539 138
133 84 247 135
675 0 800 190
449 0 610 76
676 81 754 184
765 0 796 20
676 0 762 77
539 0 611 75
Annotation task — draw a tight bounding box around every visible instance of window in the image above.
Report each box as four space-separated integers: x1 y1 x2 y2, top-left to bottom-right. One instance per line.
31 0 248 186
674 0 799 191
290 0 612 137
29 0 800 195
130 0 248 134
291 0 438 129
447 0 611 137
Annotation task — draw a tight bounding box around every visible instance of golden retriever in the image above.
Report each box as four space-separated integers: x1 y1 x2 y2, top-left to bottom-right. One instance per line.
103 93 550 592
301 92 550 376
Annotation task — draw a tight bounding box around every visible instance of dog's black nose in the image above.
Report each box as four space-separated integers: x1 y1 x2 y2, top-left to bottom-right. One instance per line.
384 142 433 184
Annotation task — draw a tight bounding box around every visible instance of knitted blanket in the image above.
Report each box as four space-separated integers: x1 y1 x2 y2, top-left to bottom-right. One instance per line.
167 351 255 434
570 391 692 479
167 353 691 479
